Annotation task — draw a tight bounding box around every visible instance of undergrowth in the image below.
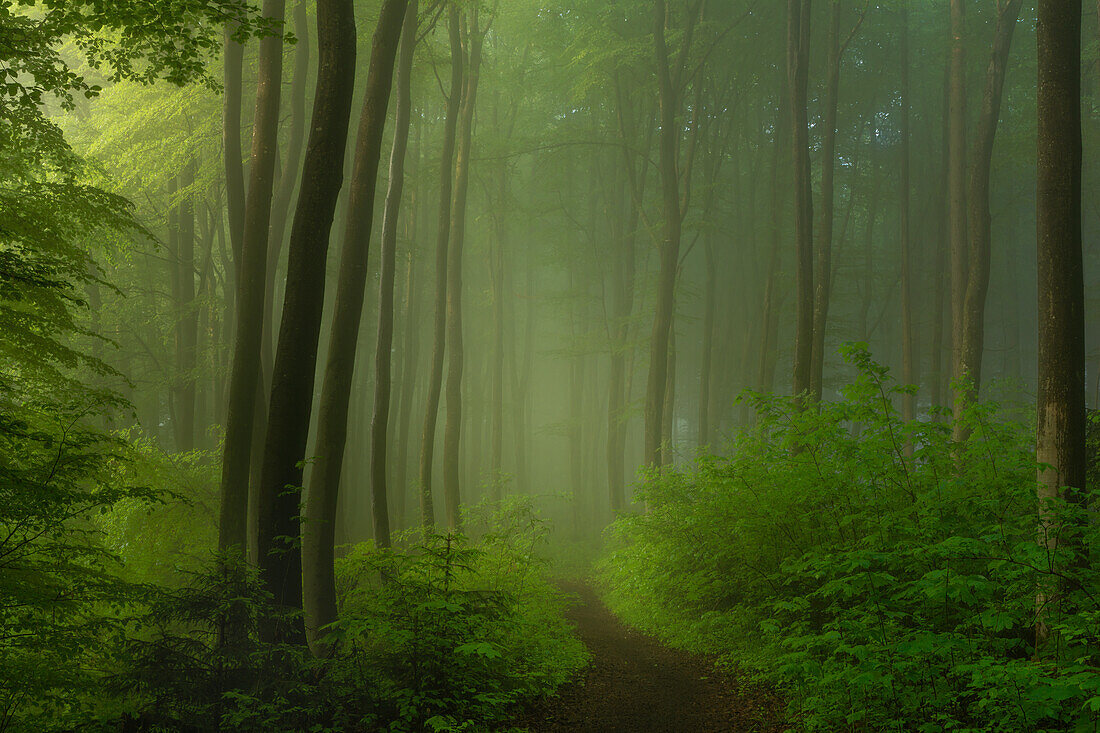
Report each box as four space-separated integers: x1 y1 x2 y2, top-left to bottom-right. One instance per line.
598 345 1100 732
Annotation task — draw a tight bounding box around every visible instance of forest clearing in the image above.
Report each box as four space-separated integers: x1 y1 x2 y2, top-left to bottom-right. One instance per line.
2 0 1098 731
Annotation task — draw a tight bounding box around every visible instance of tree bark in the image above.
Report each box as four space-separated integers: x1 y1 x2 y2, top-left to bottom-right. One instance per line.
1036 0 1085 647
217 0 285 555
302 0 409 655
419 6 464 531
255 0 357 638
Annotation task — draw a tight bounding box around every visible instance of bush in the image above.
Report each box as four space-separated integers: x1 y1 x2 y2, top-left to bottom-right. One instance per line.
598 346 1100 732
108 498 587 733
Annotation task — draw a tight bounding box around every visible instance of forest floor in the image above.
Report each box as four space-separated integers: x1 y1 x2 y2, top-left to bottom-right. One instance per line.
512 580 789 732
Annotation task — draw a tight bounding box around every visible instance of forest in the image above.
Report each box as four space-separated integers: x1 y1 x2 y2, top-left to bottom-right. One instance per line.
1 0 1096 730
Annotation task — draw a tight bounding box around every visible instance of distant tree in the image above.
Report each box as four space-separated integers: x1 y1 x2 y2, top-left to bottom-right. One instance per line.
420 3 464 531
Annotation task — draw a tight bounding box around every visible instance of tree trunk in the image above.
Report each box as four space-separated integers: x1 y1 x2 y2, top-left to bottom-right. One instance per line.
899 1 915 423
223 22 246 273
955 0 1024 438
442 7 483 530
302 0 409 655
217 0 285 555
175 159 198 452
489 160 506 499
419 7 464 531
809 0 841 403
368 0 416 548
643 0 689 468
255 0 357 638
948 0 968 433
788 0 814 401
1036 0 1085 648
263 0 312 373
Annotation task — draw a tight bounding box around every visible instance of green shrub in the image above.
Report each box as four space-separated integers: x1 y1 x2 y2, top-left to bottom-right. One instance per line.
108 498 586 733
598 346 1100 732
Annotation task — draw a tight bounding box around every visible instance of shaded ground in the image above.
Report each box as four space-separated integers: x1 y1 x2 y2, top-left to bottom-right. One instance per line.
514 581 788 732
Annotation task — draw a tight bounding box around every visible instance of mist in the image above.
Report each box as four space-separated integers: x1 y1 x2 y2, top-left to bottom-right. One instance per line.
2 1 1096 731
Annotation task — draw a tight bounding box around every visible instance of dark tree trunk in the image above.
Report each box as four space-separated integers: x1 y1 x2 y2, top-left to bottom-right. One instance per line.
217 0 285 555
263 0 312 373
255 0 357 638
419 7 464 531
301 0 409 655
1036 0 1085 647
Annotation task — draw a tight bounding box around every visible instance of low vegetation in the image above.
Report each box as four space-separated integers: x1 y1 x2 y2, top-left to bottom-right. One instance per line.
600 349 1100 732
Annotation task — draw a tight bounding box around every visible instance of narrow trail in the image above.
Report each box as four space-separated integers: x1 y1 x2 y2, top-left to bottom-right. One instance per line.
516 581 788 732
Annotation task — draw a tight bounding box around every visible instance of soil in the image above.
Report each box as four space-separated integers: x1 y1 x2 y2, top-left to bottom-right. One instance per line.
513 581 789 732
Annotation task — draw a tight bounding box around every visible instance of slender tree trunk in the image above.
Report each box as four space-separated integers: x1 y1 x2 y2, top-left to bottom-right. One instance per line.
223 23 246 273
948 0 969 433
757 101 785 397
217 0 285 555
175 159 198 452
301 0 409 655
255 0 357 637
956 0 1024 435
419 8 464 530
900 1 915 423
442 7 483 529
698 238 715 446
809 0 841 402
931 63 950 413
263 0 312 373
1036 0 1085 648
643 0 688 468
393 127 422 532
368 0 416 550
788 0 814 401
489 161 506 499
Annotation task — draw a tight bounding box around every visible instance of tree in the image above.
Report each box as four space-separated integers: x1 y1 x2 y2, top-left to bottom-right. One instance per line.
255 0 357 635
1035 0 1084 645
788 0 813 401
419 3 464 531
217 0 285 555
368 0 418 551
951 0 1024 442
443 4 487 529
298 0 410 653
644 0 701 468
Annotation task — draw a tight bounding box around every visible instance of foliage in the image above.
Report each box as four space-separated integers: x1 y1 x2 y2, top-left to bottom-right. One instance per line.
104 499 586 733
332 498 588 731
598 346 1100 732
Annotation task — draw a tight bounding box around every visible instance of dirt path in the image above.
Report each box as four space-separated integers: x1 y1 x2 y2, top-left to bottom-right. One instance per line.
515 581 787 732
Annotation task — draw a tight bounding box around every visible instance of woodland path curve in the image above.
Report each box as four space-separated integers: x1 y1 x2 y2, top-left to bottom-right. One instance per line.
515 580 788 732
